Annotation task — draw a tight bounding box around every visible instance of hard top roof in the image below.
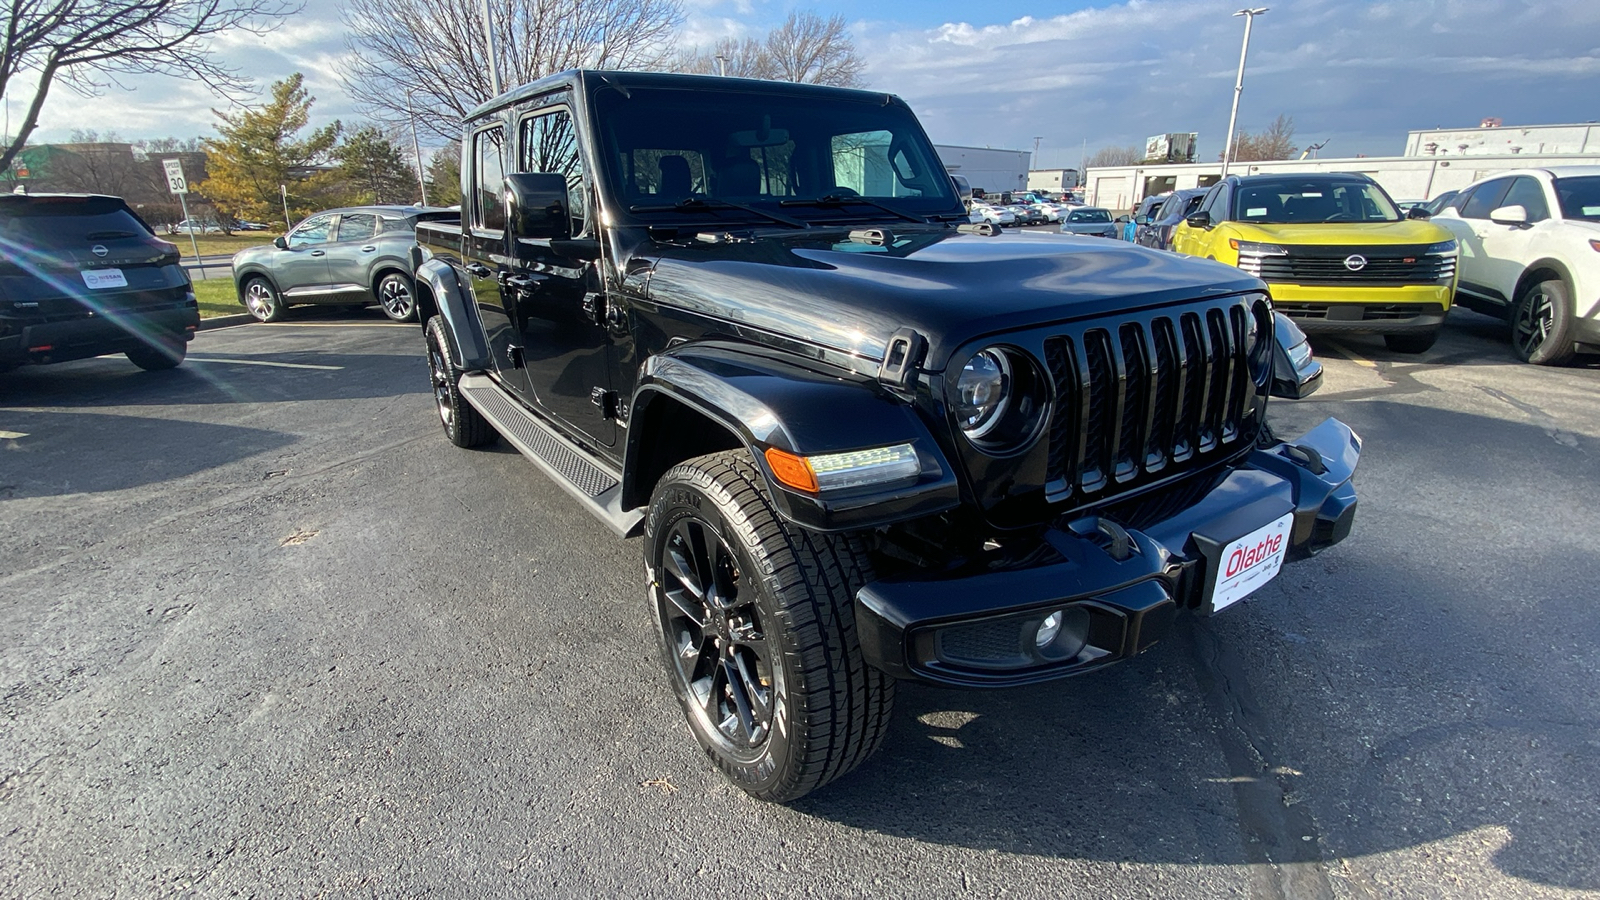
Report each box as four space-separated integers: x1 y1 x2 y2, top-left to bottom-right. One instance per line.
468 69 902 122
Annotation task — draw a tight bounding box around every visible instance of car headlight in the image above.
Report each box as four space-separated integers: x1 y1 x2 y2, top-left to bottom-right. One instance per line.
1230 240 1288 256
954 349 1011 439
1424 240 1458 256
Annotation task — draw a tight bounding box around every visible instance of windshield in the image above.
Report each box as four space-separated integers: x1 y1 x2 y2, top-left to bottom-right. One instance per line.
1553 176 1600 221
1068 209 1111 223
1231 179 1400 225
593 86 961 226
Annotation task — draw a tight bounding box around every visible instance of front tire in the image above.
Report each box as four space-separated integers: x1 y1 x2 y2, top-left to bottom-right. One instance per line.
376 272 417 322
126 334 187 370
1511 278 1576 366
646 451 894 803
424 316 494 448
1383 329 1439 354
242 277 287 323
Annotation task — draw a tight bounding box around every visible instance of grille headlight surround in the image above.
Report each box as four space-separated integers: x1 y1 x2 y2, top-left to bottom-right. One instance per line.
954 348 1011 439
1424 240 1459 256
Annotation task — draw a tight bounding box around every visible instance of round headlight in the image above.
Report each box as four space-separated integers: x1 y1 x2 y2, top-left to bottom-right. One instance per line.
954 349 1011 438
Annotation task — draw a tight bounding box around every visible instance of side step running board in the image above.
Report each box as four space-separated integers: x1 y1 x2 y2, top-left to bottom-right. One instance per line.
459 374 643 538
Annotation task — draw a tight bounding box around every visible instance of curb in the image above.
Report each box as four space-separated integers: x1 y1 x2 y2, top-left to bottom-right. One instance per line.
200 314 255 330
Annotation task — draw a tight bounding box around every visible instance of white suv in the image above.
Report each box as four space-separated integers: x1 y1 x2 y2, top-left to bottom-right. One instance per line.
1429 167 1600 365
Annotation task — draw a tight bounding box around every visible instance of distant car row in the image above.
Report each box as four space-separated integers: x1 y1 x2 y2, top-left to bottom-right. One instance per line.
1095 167 1600 364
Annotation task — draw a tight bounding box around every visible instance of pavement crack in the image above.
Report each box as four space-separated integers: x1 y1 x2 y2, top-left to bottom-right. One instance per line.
1478 385 1583 449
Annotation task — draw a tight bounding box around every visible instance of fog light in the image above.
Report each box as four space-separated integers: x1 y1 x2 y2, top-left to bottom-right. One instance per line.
1035 611 1062 648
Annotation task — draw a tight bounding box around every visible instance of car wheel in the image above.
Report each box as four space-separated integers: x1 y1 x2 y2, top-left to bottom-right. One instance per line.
376 272 417 322
424 315 494 448
126 334 187 371
1511 278 1576 366
1383 329 1439 354
242 277 287 323
646 450 894 803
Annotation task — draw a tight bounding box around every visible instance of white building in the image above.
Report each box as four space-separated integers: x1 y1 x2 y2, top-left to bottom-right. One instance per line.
1027 168 1081 192
1403 122 1600 157
935 144 1030 196
1084 151 1600 211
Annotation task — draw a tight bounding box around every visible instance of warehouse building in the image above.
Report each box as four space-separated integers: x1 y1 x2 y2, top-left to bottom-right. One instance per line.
934 144 1030 196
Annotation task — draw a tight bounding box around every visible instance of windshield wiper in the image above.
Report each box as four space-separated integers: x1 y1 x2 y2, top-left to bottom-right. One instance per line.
85 231 137 239
778 193 927 224
628 196 808 230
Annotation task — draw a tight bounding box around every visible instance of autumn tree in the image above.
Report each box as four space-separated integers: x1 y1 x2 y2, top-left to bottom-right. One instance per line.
339 0 683 144
1225 114 1298 163
200 74 342 226
0 0 296 174
336 126 418 205
677 11 865 86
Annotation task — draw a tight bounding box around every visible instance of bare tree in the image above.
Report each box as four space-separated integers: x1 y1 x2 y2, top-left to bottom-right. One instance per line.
339 0 683 145
0 0 298 173
1085 144 1144 168
677 11 864 87
1224 114 1298 163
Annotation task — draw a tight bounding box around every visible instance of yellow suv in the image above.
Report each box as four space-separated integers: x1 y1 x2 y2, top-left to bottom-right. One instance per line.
1170 173 1458 353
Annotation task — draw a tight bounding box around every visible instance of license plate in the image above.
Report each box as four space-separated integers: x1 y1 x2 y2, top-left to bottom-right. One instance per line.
82 269 128 290
1210 513 1293 613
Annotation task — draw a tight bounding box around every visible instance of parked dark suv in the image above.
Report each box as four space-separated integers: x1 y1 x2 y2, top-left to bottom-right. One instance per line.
0 193 198 372
415 70 1358 802
230 205 453 322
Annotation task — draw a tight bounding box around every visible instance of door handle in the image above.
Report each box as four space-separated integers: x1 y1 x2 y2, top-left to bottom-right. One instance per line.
310 250 326 257
465 263 491 278
361 245 377 252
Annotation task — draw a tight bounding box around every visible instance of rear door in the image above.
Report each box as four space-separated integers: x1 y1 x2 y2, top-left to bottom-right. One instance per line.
1476 176 1549 300
324 211 380 299
464 121 523 389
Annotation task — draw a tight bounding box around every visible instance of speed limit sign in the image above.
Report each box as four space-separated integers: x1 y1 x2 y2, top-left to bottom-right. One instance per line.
163 158 188 194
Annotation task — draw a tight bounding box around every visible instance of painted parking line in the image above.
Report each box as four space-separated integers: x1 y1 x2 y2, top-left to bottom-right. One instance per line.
0 430 27 439
185 357 344 371
1320 340 1378 369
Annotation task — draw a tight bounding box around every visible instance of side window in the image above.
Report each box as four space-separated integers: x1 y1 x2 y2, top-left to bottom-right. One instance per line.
335 213 376 241
1499 176 1550 222
378 216 410 234
1207 184 1232 220
519 108 586 234
1460 178 1513 219
288 214 333 248
472 125 506 232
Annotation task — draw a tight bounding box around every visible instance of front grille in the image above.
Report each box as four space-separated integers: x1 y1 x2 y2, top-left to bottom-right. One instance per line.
1239 244 1455 286
1278 302 1436 322
1043 296 1263 505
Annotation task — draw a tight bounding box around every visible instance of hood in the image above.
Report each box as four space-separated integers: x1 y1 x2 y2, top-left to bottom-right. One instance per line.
639 228 1263 370
1229 219 1452 246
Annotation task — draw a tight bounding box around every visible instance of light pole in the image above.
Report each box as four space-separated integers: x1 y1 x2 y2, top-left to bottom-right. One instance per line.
1219 7 1268 181
715 55 727 77
479 0 502 96
405 88 429 207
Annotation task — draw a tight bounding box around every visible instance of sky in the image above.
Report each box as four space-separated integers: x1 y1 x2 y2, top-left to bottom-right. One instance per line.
11 0 1600 166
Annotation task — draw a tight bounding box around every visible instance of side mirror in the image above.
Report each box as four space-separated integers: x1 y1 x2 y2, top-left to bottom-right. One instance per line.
1270 312 1322 399
1406 206 1432 219
503 172 572 242
1134 214 1150 225
272 235 288 250
1488 204 1528 227
1186 211 1212 229
950 173 973 203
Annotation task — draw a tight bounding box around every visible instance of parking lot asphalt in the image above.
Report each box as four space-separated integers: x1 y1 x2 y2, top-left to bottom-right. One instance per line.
2 303 1598 899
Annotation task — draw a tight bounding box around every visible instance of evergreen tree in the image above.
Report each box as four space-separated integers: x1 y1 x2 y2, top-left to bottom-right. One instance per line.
336 126 418 205
426 142 462 208
200 74 342 224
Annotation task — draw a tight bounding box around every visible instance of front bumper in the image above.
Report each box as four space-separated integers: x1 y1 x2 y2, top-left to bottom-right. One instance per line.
855 417 1360 688
1270 284 1451 334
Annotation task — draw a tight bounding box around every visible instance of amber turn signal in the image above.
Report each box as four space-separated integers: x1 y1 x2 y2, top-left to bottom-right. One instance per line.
764 447 819 493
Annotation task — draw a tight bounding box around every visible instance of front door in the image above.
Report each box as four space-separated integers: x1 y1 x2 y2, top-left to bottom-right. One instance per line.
505 105 615 447
325 211 379 298
464 123 523 389
277 213 335 298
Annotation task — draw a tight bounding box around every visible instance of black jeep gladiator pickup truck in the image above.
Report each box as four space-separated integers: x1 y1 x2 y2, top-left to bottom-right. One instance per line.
411 70 1357 802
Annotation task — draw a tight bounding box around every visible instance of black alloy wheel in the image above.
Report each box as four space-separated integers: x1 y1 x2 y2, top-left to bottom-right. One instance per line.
1511 278 1576 366
424 316 494 447
646 451 894 802
377 272 417 322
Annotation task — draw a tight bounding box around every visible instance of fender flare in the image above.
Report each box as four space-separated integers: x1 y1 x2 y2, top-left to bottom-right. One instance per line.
625 342 961 533
415 258 491 372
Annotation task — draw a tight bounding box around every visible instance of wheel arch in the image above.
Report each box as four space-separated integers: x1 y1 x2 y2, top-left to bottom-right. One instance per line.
369 263 412 298
414 258 490 370
624 343 961 533
234 266 280 303
1514 258 1575 306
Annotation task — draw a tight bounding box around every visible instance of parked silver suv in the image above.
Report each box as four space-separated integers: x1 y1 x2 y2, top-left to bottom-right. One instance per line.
230 205 454 322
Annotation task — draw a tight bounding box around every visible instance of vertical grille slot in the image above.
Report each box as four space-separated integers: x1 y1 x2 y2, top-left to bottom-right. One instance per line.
1206 308 1235 443
1147 317 1178 472
1081 330 1113 492
1115 323 1148 481
1044 336 1080 494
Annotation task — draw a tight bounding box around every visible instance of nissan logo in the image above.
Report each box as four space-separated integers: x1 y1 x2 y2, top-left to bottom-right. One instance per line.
91 244 109 257
1344 254 1368 271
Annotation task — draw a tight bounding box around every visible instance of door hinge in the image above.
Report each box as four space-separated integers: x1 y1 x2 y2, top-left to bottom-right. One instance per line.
581 292 605 326
508 345 526 369
590 387 620 418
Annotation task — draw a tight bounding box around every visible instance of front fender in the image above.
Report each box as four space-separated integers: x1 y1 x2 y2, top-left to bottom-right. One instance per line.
627 342 961 532
415 257 490 372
